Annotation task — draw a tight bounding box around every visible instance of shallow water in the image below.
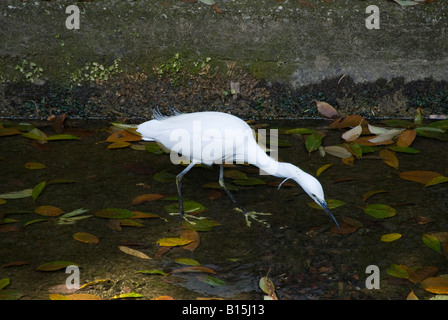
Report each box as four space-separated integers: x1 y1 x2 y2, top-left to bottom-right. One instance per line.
0 118 447 300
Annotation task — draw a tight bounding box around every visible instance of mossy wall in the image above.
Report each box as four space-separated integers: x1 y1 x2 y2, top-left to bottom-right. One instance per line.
0 0 447 119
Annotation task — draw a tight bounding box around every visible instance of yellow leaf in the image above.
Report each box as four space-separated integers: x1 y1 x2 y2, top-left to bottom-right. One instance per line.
107 141 131 149
34 205 63 217
49 294 69 300
420 277 448 294
156 238 193 247
24 162 47 170
316 164 333 177
381 233 402 242
406 291 419 300
73 232 99 244
66 293 102 300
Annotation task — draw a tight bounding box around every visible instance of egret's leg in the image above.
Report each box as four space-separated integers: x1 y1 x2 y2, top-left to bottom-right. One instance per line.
219 165 247 214
176 160 198 219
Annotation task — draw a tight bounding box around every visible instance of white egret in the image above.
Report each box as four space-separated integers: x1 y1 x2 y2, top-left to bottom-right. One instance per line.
137 109 340 229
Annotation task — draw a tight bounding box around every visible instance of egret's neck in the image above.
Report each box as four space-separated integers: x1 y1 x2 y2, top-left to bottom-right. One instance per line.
248 145 304 179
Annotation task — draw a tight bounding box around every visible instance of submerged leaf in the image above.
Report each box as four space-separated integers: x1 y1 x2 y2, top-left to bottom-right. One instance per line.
118 246 151 259
232 177 265 186
305 133 323 153
399 171 442 185
131 193 164 205
35 205 63 217
36 261 78 271
95 208 134 219
363 204 396 219
32 181 46 201
316 164 333 177
420 277 448 294
24 162 46 170
46 134 80 141
73 232 99 244
379 148 399 169
397 130 417 147
175 258 200 266
381 233 402 242
0 189 32 199
156 238 193 247
307 199 345 210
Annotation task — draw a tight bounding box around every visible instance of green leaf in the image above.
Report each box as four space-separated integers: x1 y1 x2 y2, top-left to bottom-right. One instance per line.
308 199 346 210
425 175 448 187
283 128 316 135
175 258 200 266
0 189 32 199
153 171 177 182
24 218 49 227
46 134 80 141
386 264 411 280
32 181 46 201
156 238 193 247
111 293 143 299
198 275 226 287
36 261 78 271
182 219 220 231
135 270 166 276
422 234 442 254
363 204 396 219
94 208 134 219
22 128 47 141
224 170 248 180
145 143 165 155
305 133 323 153
0 278 10 291
387 146 420 153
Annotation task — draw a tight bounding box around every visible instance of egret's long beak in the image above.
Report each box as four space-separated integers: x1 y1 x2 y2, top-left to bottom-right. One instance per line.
318 200 341 231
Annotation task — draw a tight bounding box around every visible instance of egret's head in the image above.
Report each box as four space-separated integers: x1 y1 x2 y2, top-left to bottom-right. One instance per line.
293 172 341 230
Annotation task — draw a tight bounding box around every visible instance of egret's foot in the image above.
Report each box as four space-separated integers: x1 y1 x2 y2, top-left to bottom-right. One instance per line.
169 212 210 225
233 208 272 227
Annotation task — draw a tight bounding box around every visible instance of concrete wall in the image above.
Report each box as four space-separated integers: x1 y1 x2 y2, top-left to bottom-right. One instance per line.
1 0 447 119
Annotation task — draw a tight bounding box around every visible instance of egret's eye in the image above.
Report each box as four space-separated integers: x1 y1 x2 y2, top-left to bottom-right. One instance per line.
311 194 316 198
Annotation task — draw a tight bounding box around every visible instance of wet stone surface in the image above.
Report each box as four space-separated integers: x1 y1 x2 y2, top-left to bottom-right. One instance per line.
0 118 447 300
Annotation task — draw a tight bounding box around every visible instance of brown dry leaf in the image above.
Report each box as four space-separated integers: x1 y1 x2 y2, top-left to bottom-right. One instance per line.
131 193 164 205
413 266 439 283
420 277 448 294
341 156 354 166
314 100 339 119
208 189 224 200
34 205 63 217
73 232 99 244
154 246 172 259
331 222 358 235
180 229 200 251
107 219 122 231
329 115 368 129
379 148 399 169
50 113 66 134
406 291 419 300
1 261 29 268
399 171 442 185
118 246 152 260
397 130 417 147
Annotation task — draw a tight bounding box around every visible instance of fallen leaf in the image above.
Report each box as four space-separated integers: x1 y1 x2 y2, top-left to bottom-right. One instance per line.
406 291 419 300
224 170 248 180
153 295 174 300
170 266 216 275
379 148 399 169
118 246 152 259
36 261 78 271
34 205 63 217
323 146 352 159
387 146 419 154
368 129 403 144
175 258 200 266
180 229 200 251
46 134 80 141
329 115 367 129
95 208 134 219
131 193 164 205
397 130 417 147
420 277 448 294
399 171 442 185
0 189 33 199
363 189 388 201
314 100 339 119
32 181 46 201
342 125 362 142
198 275 226 287
156 238 193 247
112 293 143 299
381 233 402 242
24 162 46 170
363 204 396 219
107 141 131 149
308 199 345 210
305 133 323 153
106 130 141 143
73 232 99 244
316 164 333 177
425 175 448 187
66 293 102 300
181 219 220 231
